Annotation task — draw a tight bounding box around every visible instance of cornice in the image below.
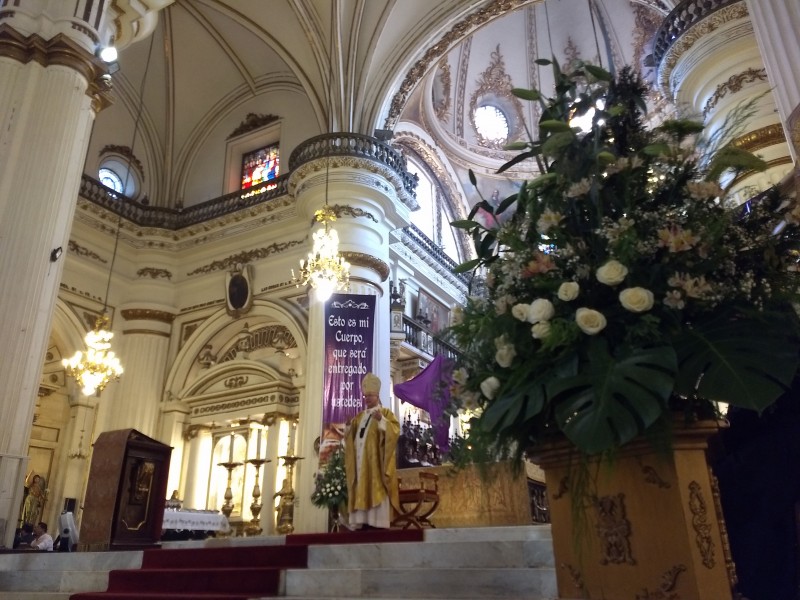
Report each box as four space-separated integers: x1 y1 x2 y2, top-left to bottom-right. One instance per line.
341 251 390 282
186 241 304 277
0 25 112 112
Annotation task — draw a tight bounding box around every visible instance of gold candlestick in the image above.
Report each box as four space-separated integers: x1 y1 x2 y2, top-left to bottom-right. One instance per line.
274 454 304 534
217 461 242 523
244 458 270 536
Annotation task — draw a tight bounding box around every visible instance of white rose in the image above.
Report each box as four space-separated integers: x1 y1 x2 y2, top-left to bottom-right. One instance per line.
480 376 501 400
527 298 555 323
596 260 628 286
511 303 531 321
531 321 551 339
452 367 469 386
619 287 654 313
575 308 607 335
495 344 517 368
557 281 580 301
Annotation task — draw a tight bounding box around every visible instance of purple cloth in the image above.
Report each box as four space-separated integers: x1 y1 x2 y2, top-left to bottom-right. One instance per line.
393 355 453 451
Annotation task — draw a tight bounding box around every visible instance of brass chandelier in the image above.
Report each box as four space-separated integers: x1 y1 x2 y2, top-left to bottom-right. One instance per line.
63 314 123 396
294 204 350 302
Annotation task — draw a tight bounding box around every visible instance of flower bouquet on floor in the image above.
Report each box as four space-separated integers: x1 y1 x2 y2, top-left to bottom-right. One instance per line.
311 445 347 531
448 60 800 458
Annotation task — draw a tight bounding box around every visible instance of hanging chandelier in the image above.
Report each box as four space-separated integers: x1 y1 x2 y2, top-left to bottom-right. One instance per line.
62 314 123 396
294 205 350 302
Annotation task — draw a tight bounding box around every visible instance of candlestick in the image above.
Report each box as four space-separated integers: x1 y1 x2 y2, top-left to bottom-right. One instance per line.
228 432 234 463
244 457 270 536
256 428 262 460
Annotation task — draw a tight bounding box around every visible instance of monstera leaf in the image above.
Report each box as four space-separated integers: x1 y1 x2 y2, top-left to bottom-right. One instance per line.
550 340 678 455
672 310 800 412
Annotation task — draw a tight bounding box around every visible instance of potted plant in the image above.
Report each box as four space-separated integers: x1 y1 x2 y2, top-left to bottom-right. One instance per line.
448 60 800 599
310 445 348 531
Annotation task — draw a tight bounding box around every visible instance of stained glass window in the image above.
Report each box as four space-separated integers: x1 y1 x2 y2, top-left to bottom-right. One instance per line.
241 143 279 190
99 167 124 193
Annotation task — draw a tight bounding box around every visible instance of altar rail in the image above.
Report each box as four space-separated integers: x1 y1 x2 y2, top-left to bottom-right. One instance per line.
652 0 740 67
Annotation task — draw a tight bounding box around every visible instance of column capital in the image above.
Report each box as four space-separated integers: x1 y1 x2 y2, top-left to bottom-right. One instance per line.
0 25 112 111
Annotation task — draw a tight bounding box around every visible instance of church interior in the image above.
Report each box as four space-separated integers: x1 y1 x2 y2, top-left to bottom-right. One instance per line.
0 0 798 598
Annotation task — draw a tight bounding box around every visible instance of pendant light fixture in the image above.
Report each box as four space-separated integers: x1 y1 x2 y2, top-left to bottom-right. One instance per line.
292 4 350 302
63 35 155 396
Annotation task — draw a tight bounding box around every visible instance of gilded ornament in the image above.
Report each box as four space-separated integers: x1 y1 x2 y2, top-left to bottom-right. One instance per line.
635 564 687 599
642 464 671 488
187 241 303 276
340 251 390 281
592 493 636 565
137 267 172 280
703 68 768 116
688 480 716 568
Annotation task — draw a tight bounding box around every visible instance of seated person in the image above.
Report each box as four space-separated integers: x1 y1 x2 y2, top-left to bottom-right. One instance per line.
30 522 53 551
13 523 34 549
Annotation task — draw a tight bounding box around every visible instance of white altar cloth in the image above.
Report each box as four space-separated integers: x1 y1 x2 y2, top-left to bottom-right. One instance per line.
161 510 230 533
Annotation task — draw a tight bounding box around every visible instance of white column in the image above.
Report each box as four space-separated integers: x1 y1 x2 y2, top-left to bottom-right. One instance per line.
108 307 175 436
746 0 800 161
181 427 212 510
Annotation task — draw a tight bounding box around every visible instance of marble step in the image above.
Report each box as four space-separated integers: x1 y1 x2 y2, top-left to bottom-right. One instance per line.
0 594 72 600
284 566 558 599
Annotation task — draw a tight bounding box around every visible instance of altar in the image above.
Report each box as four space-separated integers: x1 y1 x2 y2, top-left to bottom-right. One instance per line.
161 510 230 538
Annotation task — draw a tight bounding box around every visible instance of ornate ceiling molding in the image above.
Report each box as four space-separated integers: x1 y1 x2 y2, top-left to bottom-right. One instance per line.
433 58 452 122
703 68 768 117
0 25 112 112
227 113 280 140
137 267 173 280
68 240 107 264
384 0 537 129
330 204 378 223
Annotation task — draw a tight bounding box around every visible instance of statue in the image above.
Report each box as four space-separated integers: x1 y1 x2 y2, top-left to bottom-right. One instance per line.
273 478 295 534
21 472 46 526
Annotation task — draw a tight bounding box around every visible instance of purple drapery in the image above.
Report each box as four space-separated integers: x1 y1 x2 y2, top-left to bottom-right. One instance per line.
393 355 453 451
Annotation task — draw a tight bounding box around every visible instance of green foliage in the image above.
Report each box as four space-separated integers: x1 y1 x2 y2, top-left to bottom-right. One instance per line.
310 446 347 509
446 61 800 457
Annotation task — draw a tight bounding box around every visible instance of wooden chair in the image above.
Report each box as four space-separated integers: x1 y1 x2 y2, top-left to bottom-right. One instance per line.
391 471 439 529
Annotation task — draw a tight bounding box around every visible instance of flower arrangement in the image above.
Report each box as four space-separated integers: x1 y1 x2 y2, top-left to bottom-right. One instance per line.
449 61 800 456
310 445 347 509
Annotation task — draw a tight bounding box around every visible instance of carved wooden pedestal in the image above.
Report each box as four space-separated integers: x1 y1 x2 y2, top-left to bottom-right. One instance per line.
532 420 736 600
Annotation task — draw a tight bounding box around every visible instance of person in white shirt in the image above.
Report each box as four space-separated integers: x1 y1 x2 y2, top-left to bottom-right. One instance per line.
30 522 53 551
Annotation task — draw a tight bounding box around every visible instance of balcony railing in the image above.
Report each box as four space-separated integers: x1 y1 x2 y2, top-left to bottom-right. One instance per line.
400 224 471 287
289 132 418 198
79 174 290 229
652 0 740 68
401 315 460 362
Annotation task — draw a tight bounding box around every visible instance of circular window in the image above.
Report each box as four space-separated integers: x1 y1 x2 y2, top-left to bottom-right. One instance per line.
99 168 124 193
97 156 139 199
474 105 509 143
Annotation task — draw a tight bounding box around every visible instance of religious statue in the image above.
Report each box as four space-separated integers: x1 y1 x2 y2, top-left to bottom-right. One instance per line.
21 472 46 526
273 478 295 534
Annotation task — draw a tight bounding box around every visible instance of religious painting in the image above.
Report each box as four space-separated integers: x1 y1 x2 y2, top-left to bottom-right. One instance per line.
417 290 449 334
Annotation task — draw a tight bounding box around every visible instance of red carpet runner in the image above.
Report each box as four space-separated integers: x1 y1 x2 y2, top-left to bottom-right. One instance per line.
69 529 424 599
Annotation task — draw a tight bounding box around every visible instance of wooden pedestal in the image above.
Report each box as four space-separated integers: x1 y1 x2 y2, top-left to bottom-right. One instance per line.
532 420 736 600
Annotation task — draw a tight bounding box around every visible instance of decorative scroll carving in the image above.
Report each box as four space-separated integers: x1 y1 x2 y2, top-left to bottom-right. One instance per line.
191 393 299 416
68 240 107 263
187 241 303 276
468 45 525 149
703 68 768 116
635 564 687 599
709 471 739 589
592 493 636 565
120 309 176 324
330 204 378 223
384 0 536 128
228 113 280 139
432 58 452 122
224 376 249 389
688 480 716 568
100 145 145 178
218 324 297 363
341 251 391 281
137 267 173 280
183 424 209 441
642 464 671 488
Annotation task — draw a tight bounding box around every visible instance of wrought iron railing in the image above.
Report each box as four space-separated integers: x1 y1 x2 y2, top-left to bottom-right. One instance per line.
401 315 460 362
401 224 471 287
79 174 290 229
289 132 418 198
652 0 740 67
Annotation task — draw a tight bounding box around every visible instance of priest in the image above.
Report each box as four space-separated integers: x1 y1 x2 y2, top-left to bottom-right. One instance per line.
344 372 400 529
